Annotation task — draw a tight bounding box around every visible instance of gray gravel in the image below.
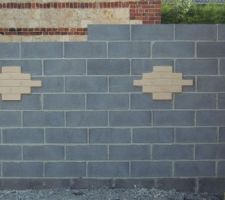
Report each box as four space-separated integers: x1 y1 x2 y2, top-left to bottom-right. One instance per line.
0 188 220 200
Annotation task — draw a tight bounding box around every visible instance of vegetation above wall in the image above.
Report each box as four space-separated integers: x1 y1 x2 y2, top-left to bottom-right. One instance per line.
161 2 225 23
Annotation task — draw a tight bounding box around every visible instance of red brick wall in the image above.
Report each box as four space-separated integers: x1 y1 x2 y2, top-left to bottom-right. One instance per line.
0 0 161 38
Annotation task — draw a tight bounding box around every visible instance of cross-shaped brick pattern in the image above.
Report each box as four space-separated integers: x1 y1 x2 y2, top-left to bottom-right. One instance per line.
0 66 42 101
133 66 193 100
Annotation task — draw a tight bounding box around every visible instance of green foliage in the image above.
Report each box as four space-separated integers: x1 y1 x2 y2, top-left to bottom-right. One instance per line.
161 2 225 23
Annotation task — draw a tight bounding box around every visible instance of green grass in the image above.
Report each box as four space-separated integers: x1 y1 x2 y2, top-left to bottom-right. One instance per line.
161 3 225 23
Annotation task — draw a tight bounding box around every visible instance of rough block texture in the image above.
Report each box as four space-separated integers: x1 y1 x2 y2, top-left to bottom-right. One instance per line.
0 25 224 195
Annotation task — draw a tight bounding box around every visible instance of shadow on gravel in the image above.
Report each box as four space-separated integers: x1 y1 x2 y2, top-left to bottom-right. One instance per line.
0 188 221 200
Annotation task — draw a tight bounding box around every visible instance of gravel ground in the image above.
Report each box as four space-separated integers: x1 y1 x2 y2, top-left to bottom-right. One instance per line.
0 188 221 200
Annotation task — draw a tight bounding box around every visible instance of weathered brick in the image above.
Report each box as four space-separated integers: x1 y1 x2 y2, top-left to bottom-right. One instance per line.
152 42 195 58
3 128 44 144
0 60 42 75
220 59 225 75
175 25 216 40
109 145 150 160
21 42 63 58
44 94 85 110
88 162 129 177
218 93 225 109
88 25 130 41
0 95 41 110
32 77 64 93
219 127 225 142
87 94 129 110
153 111 194 126
66 111 108 127
0 146 21 160
3 162 43 177
44 59 86 75
195 144 225 160
174 161 215 177
64 42 106 58
196 111 225 126
197 42 225 57
131 25 173 40
182 76 195 92
152 145 193 160
66 145 107 160
45 128 87 144
113 179 155 189
66 77 107 92
23 111 64 127
176 127 217 143
108 42 151 58
197 76 225 92
109 111 151 127
218 161 225 176
157 178 196 192
45 162 86 177
176 59 218 75
87 59 130 75
218 24 225 40
0 112 21 127
89 128 131 143
133 128 174 143
131 161 172 177
131 94 172 109
199 178 225 194
175 93 216 109
23 145 64 160
0 43 19 58
131 59 174 75
109 76 140 92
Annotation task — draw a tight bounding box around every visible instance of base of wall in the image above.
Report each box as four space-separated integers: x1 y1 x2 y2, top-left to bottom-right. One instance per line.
0 178 223 197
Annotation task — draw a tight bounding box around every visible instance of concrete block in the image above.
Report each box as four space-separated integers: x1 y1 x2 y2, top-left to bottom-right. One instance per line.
89 128 131 143
66 145 107 160
66 111 108 127
152 145 193 160
87 94 129 110
88 25 130 40
108 42 150 58
109 111 151 127
45 128 87 144
21 42 63 58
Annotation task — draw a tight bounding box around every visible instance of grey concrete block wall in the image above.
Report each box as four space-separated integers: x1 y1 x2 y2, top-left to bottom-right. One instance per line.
0 24 224 195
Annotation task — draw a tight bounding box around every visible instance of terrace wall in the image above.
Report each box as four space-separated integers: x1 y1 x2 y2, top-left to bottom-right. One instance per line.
0 24 224 196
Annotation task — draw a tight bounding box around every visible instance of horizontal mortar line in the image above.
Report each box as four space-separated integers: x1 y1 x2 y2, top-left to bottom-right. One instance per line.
1 126 222 129
0 177 157 180
33 75 139 77
3 142 225 145
1 142 224 146
2 161 86 163
31 74 225 77
129 142 223 145
1 159 224 162
32 74 225 77
1 57 225 61
29 92 225 94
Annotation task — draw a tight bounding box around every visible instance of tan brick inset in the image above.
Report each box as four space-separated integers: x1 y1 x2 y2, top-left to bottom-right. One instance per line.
0 66 42 101
133 66 193 100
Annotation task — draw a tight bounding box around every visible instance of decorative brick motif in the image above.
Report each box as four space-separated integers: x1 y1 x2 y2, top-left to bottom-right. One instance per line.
0 66 41 100
133 66 193 100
